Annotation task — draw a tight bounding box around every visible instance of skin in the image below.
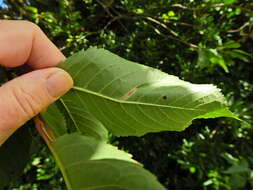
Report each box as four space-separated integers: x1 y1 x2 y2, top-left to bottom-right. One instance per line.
0 20 73 145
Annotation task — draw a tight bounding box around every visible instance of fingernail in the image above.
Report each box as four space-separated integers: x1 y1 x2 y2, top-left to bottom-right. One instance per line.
46 71 73 98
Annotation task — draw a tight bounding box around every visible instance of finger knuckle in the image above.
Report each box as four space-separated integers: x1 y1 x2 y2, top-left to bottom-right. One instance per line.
20 20 42 33
21 20 38 28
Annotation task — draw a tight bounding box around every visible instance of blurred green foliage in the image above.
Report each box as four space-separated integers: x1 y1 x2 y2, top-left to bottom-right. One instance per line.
1 0 253 189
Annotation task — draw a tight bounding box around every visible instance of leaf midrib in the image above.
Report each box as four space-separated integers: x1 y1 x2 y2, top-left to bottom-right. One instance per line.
72 86 207 112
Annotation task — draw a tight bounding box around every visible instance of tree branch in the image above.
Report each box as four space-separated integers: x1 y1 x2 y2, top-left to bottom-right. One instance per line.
172 3 253 15
227 22 250 33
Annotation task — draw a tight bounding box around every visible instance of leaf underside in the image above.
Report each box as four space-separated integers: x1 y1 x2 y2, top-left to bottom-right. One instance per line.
58 47 237 137
41 103 67 136
52 134 166 190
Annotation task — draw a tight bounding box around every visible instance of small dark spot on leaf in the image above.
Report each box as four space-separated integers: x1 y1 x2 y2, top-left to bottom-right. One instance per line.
162 96 167 100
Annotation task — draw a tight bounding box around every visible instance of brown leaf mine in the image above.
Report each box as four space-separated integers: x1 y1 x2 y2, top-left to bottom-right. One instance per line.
122 87 137 100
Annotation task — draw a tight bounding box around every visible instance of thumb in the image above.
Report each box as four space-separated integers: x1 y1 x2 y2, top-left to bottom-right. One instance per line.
0 68 73 145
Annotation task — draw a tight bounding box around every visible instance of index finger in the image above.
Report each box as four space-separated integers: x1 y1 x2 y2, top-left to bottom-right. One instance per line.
0 20 65 69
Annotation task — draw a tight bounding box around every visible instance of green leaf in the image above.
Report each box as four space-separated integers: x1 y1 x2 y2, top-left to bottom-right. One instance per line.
42 85 108 141
224 0 237 4
229 174 247 189
52 134 166 190
59 48 237 136
134 8 144 14
197 48 210 67
58 94 109 141
213 0 237 4
219 41 241 50
224 160 251 174
225 165 251 174
41 103 67 137
198 48 230 73
24 6 38 13
226 49 251 62
210 56 229 73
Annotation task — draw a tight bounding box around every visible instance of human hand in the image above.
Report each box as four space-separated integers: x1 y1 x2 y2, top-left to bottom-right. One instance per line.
0 20 73 145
